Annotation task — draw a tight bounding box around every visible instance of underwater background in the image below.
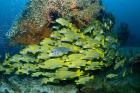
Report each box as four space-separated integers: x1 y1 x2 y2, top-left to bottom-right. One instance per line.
0 0 140 57
0 0 28 59
0 0 140 55
102 0 140 47
0 0 140 93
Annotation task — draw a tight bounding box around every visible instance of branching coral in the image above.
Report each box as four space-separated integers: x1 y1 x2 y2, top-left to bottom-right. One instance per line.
1 18 126 85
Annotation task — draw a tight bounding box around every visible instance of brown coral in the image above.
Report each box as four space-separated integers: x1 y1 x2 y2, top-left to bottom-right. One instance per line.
11 20 52 44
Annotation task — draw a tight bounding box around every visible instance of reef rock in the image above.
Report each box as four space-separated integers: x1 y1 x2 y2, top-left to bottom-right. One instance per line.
0 75 77 93
7 0 102 44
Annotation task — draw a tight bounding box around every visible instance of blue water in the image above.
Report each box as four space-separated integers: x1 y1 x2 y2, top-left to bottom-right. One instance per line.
0 0 28 57
0 0 140 58
102 0 140 46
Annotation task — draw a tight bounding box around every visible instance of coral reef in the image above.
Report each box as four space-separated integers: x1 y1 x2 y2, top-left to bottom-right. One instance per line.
0 18 126 86
6 0 102 44
0 75 77 93
78 73 140 93
0 0 139 92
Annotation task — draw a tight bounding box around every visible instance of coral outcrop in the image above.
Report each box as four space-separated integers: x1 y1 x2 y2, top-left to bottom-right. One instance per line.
6 0 102 44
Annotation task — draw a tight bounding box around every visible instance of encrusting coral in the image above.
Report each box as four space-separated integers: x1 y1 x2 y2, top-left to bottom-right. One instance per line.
6 0 102 44
0 18 127 86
